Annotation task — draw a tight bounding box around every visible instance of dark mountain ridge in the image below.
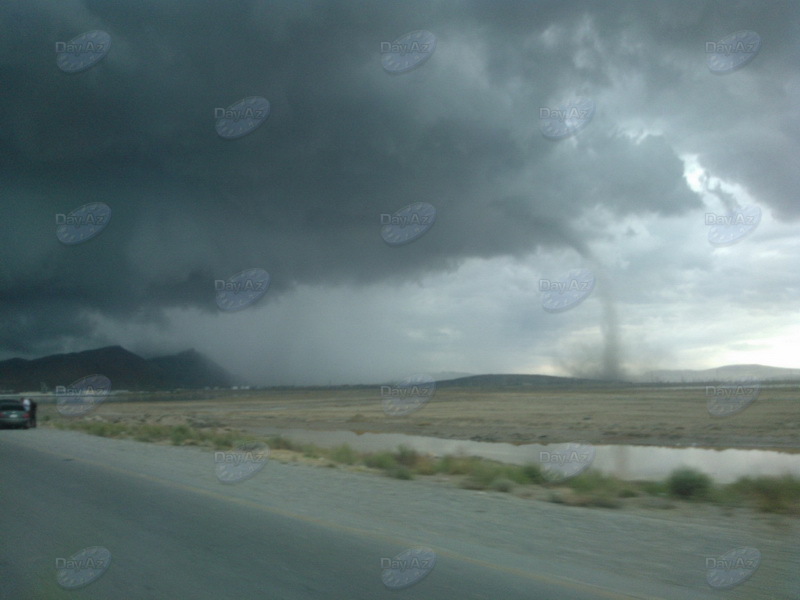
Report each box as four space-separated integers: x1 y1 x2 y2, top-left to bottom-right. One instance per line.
0 346 234 392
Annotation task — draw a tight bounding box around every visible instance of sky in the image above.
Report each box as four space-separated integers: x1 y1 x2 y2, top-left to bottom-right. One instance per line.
0 0 798 386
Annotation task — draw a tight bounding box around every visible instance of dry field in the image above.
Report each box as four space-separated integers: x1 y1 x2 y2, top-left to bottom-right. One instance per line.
37 384 800 450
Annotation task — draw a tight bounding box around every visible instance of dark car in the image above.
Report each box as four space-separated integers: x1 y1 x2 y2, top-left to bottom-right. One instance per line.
0 400 31 429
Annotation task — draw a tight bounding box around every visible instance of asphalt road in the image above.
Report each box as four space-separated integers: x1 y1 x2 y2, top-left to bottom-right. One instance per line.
1 428 797 599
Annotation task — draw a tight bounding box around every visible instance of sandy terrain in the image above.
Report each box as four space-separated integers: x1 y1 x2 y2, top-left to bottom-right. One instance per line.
36 383 800 450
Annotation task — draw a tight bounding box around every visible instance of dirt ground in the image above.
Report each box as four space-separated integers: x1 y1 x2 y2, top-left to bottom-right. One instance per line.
37 384 800 450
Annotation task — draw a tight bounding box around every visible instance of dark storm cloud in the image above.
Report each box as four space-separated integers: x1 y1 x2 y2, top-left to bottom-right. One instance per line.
0 0 796 368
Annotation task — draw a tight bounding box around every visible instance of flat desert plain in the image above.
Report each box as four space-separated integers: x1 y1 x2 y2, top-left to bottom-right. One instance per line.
39 384 800 450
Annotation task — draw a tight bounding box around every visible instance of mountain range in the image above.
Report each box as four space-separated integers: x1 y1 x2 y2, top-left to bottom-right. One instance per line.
1 345 797 393
0 346 234 392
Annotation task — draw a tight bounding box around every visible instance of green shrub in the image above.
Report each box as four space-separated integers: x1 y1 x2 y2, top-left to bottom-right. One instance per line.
667 468 712 500
394 445 420 467
169 424 193 445
365 451 397 471
330 444 357 464
521 463 545 484
388 465 413 480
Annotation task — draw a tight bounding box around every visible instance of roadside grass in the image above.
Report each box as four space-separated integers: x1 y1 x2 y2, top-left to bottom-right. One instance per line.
48 419 800 514
725 474 800 515
456 458 544 491
638 480 667 496
556 470 640 508
51 419 257 450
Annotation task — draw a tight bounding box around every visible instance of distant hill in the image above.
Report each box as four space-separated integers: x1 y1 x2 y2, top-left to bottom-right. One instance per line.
427 371 475 382
148 349 235 389
640 364 800 383
0 346 234 392
433 373 631 388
